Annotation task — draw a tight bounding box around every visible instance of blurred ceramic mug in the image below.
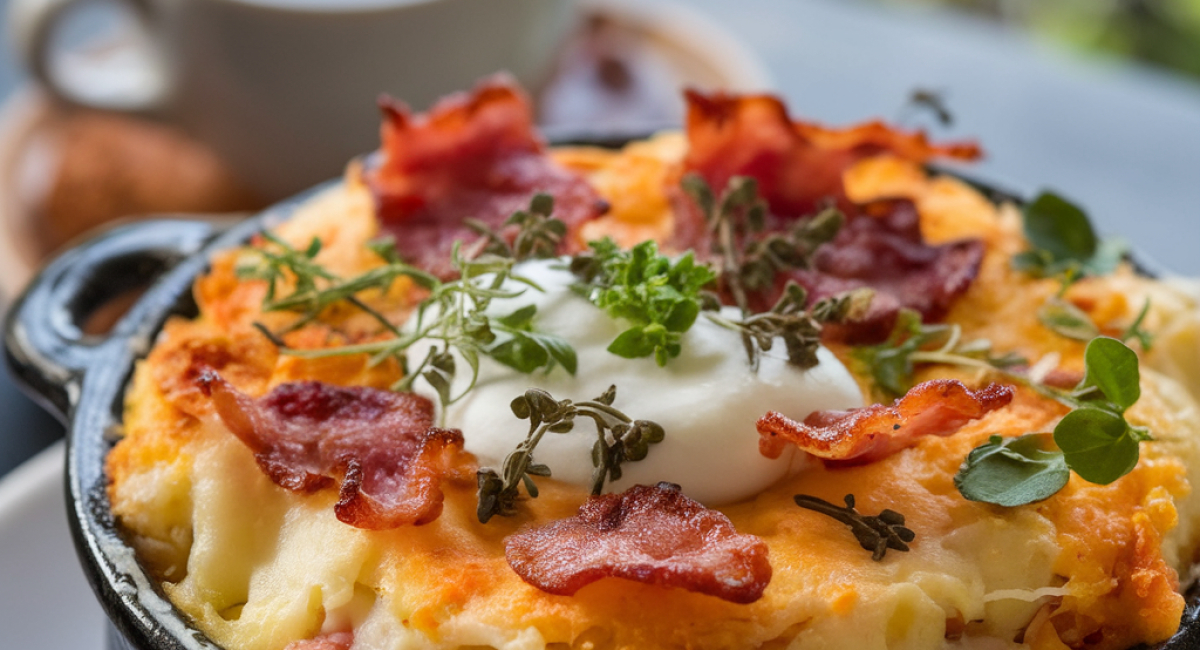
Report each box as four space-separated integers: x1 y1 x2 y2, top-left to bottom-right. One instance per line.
9 0 576 199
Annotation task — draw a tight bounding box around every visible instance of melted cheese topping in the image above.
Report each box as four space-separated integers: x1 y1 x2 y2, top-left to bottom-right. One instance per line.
104 145 1200 650
436 260 862 505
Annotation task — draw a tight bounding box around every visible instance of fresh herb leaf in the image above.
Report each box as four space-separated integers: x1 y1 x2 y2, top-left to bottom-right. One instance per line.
955 434 1069 506
465 193 565 261
1073 336 1141 411
1014 191 1132 343
793 494 915 561
238 197 578 419
571 239 716 366
1037 296 1100 342
706 282 873 371
1013 191 1127 280
236 232 339 306
476 386 665 523
1053 408 1142 485
675 174 866 371
851 309 1026 400
1023 192 1097 266
681 173 843 313
1049 337 1150 484
487 304 579 375
1121 299 1154 351
956 337 1152 505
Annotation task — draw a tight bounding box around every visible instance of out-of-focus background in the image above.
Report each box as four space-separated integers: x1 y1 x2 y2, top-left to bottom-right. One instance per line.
878 0 1200 81
0 2 1197 644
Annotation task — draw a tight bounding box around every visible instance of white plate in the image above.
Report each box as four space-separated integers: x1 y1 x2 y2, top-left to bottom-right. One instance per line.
0 442 106 650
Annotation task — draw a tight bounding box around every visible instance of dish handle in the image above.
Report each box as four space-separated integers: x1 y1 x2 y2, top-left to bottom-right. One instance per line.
3 219 219 421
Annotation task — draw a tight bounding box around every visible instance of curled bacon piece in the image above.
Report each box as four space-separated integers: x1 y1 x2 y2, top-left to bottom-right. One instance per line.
758 380 1013 464
680 89 980 221
676 89 985 343
365 76 606 278
505 482 771 604
779 199 985 343
198 372 464 529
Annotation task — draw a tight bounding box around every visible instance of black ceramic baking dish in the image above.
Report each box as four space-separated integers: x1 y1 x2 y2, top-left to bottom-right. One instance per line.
4 175 1200 650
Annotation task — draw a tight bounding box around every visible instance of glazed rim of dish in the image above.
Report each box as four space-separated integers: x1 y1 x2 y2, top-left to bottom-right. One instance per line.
4 166 1200 650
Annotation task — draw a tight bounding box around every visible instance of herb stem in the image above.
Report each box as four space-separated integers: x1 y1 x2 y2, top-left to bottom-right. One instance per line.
715 208 749 313
346 295 405 337
907 351 996 371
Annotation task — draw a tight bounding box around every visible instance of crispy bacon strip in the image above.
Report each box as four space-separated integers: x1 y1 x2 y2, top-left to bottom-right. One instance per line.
758 380 1013 463
505 482 771 604
198 372 463 529
675 89 986 344
365 76 606 278
680 89 980 220
778 199 985 343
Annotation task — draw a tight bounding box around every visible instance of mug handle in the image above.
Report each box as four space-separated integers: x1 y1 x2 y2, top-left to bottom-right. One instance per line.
7 0 168 113
3 220 217 421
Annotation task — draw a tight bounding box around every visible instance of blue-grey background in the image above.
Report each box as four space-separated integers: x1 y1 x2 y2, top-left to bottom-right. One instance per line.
1 0 1199 480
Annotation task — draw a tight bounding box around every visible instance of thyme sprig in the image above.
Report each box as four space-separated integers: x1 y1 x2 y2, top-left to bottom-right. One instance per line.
236 197 576 418
476 386 665 523
707 282 873 371
851 308 1026 401
794 494 915 561
681 173 844 313
465 193 565 261
674 173 867 369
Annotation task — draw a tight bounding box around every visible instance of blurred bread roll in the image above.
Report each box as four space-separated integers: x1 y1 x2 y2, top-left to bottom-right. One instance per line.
16 103 264 257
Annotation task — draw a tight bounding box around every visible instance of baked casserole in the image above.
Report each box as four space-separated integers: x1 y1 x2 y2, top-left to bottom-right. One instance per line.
106 78 1200 650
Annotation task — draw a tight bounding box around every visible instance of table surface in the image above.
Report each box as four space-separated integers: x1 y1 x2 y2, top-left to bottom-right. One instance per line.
1 0 1199 481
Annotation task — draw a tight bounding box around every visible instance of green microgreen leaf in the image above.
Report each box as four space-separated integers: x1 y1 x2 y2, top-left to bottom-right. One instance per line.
1023 192 1097 265
487 334 550 374
1013 191 1127 283
1018 193 1131 344
1053 408 1141 485
607 326 655 360
954 337 1151 506
495 304 537 329
955 434 1069 506
571 239 716 367
1075 336 1140 412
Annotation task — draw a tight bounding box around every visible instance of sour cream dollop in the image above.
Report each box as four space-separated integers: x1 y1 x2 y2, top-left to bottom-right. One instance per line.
426 260 863 505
